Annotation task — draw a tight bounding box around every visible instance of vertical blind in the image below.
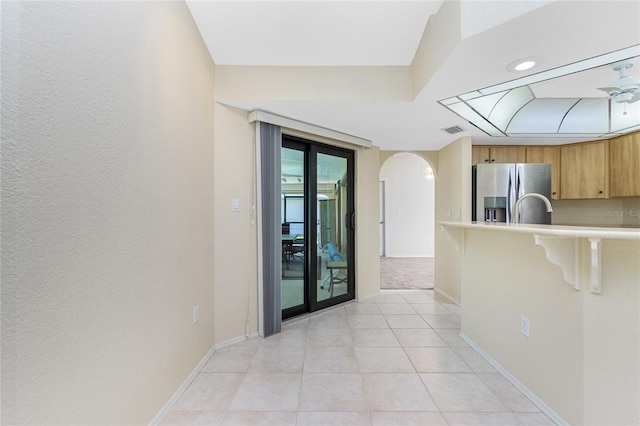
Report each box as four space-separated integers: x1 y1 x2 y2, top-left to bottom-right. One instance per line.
259 122 282 337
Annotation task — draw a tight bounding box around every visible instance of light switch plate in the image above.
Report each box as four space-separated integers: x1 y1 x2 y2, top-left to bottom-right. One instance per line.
232 198 240 212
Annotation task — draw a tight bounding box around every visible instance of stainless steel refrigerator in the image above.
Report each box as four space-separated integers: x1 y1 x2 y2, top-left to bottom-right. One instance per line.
472 163 552 224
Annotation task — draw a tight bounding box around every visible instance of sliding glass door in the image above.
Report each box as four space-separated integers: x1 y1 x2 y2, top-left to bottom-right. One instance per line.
281 145 306 317
281 136 354 320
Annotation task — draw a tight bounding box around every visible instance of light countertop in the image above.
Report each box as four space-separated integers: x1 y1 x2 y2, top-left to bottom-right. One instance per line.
439 221 640 240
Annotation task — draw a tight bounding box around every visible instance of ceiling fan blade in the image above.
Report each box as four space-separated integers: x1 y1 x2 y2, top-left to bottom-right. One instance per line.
597 86 621 94
578 97 609 106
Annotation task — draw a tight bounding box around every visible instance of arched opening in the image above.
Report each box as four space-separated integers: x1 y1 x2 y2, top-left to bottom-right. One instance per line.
379 152 435 289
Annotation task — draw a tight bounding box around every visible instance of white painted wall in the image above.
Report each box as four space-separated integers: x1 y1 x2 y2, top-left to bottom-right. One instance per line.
379 153 435 257
1 2 216 424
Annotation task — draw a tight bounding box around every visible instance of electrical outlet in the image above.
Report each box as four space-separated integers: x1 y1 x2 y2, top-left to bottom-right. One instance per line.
520 316 530 337
193 305 199 324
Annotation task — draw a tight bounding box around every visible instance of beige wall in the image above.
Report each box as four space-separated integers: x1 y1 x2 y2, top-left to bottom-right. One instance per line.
209 108 382 334
460 229 640 425
434 137 472 303
462 230 584 422
411 0 461 97
356 146 383 299
1 2 216 424
212 104 259 343
216 66 412 103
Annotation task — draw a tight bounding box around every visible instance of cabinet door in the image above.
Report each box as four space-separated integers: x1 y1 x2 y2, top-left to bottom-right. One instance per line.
609 132 640 197
527 146 561 199
472 146 491 165
491 146 526 163
560 141 608 199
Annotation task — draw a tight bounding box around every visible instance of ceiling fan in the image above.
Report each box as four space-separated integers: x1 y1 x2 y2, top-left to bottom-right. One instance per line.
598 60 640 104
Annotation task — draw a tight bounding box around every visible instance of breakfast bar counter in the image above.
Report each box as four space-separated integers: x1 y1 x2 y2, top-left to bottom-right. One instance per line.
439 221 640 240
438 221 640 425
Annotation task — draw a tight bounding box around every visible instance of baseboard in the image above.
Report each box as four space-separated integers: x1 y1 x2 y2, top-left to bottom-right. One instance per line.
214 332 259 350
149 333 260 425
356 290 381 302
381 255 434 258
148 343 217 425
433 287 460 306
459 332 567 426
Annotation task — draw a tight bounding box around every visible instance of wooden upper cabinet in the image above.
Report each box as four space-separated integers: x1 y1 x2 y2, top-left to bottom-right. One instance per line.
526 146 561 199
472 146 526 165
492 146 526 163
472 146 490 165
560 141 609 199
609 132 640 197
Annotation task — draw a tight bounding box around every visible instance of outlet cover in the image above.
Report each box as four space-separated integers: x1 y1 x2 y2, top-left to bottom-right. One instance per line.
520 316 530 337
193 305 199 324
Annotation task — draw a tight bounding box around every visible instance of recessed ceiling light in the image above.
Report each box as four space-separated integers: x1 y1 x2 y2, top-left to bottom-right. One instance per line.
515 61 536 71
507 57 542 72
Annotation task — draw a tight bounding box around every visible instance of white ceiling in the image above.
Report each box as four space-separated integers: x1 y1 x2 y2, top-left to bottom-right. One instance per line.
186 0 640 151
188 1 442 66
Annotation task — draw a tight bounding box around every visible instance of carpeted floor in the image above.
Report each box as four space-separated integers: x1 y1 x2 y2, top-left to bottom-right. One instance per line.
380 257 434 289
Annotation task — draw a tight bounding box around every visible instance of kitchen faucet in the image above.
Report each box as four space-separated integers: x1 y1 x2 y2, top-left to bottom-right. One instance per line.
513 193 553 224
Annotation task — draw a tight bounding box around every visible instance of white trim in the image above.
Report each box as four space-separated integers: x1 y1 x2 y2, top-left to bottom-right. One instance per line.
379 179 388 257
148 344 217 425
433 286 460 306
382 255 435 258
248 110 372 149
215 332 260 351
459 332 568 426
356 290 382 303
150 333 261 425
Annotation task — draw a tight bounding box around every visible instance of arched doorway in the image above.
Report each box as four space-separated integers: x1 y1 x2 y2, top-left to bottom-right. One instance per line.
379 152 435 289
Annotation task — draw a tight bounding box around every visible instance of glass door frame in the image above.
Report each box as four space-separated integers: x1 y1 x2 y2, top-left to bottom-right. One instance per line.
281 139 309 319
281 135 355 320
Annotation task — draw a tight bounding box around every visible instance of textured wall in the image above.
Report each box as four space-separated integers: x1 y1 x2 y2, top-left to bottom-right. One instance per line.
1 2 216 423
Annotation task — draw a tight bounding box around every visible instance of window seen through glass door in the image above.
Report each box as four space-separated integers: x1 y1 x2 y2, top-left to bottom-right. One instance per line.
316 153 349 303
281 147 305 311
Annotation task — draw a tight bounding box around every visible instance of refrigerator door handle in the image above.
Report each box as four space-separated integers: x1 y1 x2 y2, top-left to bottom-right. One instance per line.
507 168 513 223
515 165 522 223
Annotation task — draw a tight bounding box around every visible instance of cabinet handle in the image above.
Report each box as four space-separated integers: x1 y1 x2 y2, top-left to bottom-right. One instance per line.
598 190 603 194
552 192 557 195
491 159 496 162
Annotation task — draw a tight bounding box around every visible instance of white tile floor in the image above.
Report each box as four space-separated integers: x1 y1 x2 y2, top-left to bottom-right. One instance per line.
160 290 555 426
